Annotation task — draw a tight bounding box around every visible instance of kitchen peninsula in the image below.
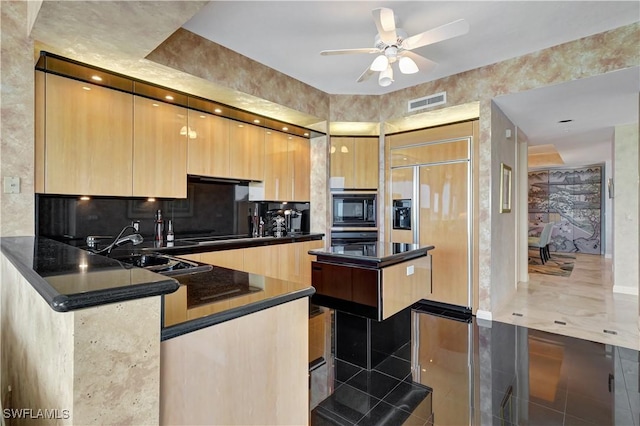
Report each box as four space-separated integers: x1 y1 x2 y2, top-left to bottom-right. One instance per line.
1 233 322 425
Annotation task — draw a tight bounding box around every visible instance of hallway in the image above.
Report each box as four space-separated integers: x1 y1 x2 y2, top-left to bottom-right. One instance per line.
494 253 639 350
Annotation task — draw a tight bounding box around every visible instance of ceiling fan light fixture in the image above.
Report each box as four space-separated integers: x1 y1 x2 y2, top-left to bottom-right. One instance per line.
399 56 419 74
370 54 389 72
378 65 394 87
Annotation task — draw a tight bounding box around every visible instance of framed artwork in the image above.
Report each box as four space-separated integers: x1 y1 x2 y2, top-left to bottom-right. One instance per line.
500 163 512 213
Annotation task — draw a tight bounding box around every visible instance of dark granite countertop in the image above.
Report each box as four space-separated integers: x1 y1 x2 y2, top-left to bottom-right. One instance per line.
2 236 317 336
161 266 315 340
309 242 435 268
92 232 325 257
0 236 179 312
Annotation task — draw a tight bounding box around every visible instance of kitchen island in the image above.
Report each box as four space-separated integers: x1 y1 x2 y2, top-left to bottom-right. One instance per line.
0 235 319 425
309 242 434 321
309 242 434 370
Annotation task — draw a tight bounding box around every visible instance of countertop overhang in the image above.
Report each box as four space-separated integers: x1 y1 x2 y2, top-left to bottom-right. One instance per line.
309 242 435 268
1 236 179 312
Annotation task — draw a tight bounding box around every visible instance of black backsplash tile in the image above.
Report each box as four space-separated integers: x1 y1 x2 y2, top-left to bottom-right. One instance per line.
36 178 309 243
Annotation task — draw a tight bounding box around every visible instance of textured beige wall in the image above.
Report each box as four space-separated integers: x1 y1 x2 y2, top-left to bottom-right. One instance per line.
1 254 74 425
0 1 36 237
73 297 161 425
613 123 639 295
489 102 517 313
1 253 161 424
147 28 330 126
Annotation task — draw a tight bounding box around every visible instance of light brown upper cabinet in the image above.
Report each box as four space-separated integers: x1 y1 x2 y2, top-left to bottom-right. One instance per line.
229 122 265 181
330 137 378 190
36 72 134 196
133 96 188 198
187 110 230 178
290 135 310 201
263 131 291 201
262 131 310 202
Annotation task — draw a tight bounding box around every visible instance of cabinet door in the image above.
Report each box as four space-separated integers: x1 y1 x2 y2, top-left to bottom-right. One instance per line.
200 249 244 271
354 137 379 189
330 137 354 189
291 136 310 201
419 162 469 307
229 122 265 181
263 131 291 201
187 110 230 178
44 73 133 196
243 246 278 278
133 97 187 198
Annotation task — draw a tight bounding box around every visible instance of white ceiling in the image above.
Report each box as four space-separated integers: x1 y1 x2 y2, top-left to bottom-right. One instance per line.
183 1 639 154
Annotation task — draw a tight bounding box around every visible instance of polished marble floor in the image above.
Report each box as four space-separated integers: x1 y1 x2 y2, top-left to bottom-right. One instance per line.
310 304 640 426
494 253 640 350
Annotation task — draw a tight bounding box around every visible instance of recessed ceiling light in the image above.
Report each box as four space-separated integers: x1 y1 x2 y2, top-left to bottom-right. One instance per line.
253 119 260 124
82 86 91 91
152 103 159 107
79 196 90 201
282 127 288 131
147 197 156 202
238 124 244 128
558 119 573 123
200 115 206 119
91 75 102 82
165 95 174 101
214 108 222 114
304 133 309 137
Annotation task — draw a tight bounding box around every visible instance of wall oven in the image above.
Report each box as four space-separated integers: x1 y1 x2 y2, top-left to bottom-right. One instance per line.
332 193 377 228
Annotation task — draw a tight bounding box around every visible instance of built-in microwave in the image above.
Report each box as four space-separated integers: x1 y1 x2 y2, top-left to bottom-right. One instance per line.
332 193 377 228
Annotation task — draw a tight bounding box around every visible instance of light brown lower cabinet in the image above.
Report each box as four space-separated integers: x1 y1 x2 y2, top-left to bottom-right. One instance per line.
194 240 323 285
160 297 309 425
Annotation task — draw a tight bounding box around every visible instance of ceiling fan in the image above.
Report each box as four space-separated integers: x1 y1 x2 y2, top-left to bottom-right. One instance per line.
320 7 469 87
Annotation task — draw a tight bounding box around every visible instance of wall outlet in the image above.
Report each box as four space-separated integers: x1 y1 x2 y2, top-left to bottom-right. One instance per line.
3 176 20 194
406 265 414 276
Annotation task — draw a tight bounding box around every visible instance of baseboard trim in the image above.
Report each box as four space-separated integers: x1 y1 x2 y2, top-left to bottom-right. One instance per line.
613 285 638 296
476 310 492 321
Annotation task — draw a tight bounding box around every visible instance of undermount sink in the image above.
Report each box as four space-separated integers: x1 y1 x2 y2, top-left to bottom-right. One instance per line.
114 253 212 276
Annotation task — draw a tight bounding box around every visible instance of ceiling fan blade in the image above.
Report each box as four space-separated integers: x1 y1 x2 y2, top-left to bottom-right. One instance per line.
356 66 375 83
402 51 438 74
321 48 380 56
402 19 470 50
372 7 397 45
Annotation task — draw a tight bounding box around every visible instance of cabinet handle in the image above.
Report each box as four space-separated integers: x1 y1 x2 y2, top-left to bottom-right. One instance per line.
608 373 614 392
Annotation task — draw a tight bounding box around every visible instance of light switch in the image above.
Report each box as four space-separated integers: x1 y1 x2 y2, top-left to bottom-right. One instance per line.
406 265 414 276
3 177 20 194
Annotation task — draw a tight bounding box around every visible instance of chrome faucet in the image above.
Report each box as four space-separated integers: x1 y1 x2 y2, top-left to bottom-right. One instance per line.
88 225 144 256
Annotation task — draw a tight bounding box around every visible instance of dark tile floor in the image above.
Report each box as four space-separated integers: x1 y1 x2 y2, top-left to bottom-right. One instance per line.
311 345 433 425
310 304 640 426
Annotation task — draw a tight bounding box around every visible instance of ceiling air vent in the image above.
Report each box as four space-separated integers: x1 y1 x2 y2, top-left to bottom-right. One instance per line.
408 92 447 112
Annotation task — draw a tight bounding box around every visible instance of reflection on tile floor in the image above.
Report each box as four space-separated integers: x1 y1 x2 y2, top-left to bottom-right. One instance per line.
311 344 433 426
310 304 640 426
